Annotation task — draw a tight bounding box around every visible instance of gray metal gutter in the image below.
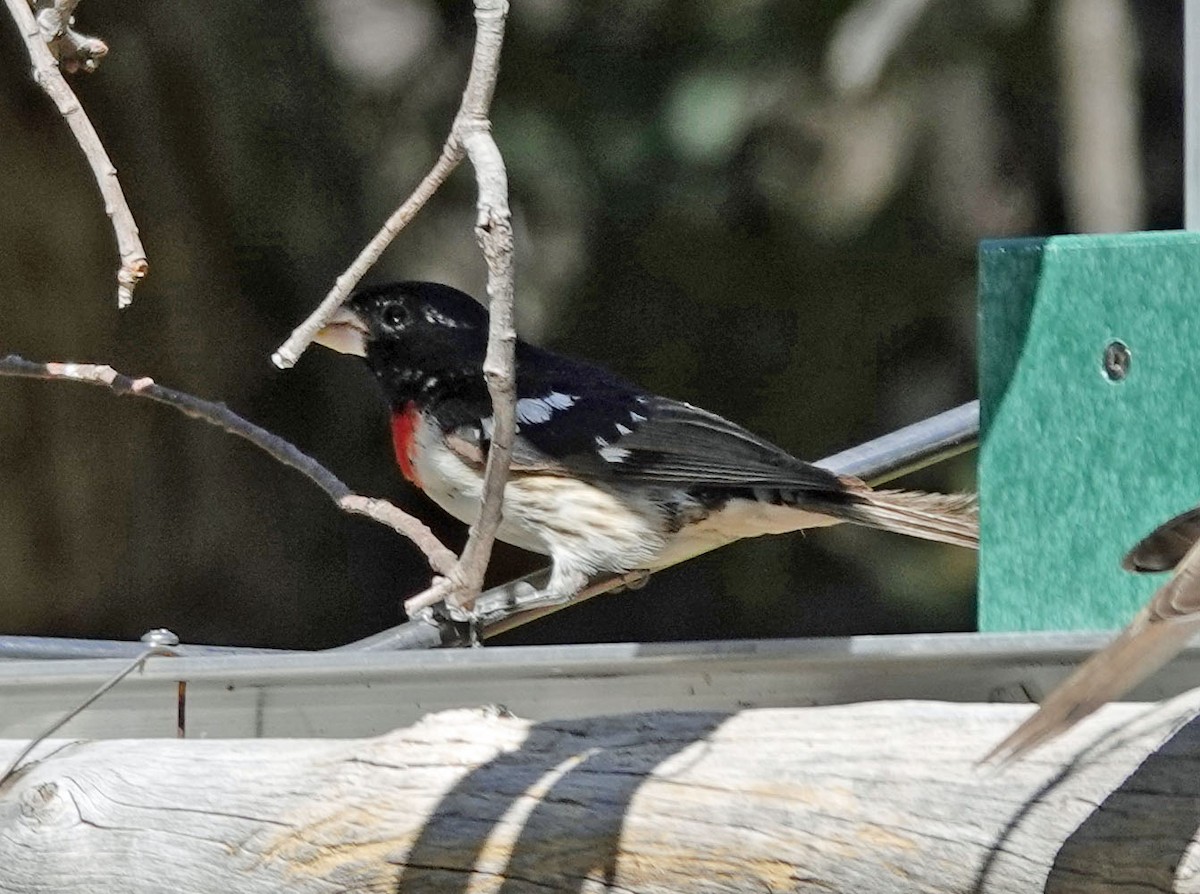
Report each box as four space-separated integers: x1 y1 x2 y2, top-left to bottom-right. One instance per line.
0 632 1192 740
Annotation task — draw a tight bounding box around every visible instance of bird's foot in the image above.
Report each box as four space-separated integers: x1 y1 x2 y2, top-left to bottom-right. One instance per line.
613 569 652 593
470 572 587 626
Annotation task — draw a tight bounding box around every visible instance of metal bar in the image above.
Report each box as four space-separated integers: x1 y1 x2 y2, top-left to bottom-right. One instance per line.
814 399 979 484
1188 0 1200 228
334 615 465 652
0 401 980 660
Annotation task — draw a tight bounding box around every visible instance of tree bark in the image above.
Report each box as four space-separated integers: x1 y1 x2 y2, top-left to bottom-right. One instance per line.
2 700 1200 893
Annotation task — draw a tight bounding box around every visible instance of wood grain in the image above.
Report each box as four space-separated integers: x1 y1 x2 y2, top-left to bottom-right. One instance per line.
3 700 1200 892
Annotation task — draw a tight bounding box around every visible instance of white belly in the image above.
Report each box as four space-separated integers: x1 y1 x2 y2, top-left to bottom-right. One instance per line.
410 424 667 577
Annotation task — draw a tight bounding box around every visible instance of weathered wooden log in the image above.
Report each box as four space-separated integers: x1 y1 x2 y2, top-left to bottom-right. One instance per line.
2 699 1200 893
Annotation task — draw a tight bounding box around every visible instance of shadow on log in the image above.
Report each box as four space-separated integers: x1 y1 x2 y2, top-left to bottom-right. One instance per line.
2 699 1200 892
990 709 1200 893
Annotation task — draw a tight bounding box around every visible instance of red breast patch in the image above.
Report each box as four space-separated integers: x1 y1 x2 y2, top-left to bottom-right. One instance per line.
390 402 422 487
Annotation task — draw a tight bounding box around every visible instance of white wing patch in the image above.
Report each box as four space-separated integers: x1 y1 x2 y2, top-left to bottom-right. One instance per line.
594 436 631 461
599 445 632 463
478 392 577 439
516 392 577 425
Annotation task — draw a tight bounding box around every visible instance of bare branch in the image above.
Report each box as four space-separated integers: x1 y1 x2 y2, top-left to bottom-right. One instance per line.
4 0 146 305
442 0 515 612
397 576 458 622
271 143 463 369
274 0 515 617
335 496 456 574
0 355 458 577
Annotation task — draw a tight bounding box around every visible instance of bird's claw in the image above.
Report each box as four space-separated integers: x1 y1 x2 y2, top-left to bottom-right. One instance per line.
414 573 593 645
471 579 576 622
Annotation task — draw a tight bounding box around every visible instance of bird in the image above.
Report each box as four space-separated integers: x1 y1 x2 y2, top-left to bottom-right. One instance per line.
313 281 978 619
984 507 1200 763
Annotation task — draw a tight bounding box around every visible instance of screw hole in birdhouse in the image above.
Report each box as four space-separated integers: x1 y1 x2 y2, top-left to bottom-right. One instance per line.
1102 340 1131 381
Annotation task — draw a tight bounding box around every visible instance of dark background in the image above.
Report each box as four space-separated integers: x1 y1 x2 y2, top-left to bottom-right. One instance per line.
0 0 1181 648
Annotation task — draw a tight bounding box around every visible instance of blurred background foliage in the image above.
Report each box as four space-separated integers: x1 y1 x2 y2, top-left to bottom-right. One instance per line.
0 0 1183 648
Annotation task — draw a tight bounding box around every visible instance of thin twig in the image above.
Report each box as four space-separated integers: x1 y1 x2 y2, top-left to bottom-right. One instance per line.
270 4 509 370
334 497 453 572
273 0 514 372
400 576 457 619
269 0 511 370
0 355 458 576
270 143 462 369
4 0 147 305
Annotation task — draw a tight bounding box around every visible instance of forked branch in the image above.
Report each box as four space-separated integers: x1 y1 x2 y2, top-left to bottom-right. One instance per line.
274 0 515 616
0 355 458 576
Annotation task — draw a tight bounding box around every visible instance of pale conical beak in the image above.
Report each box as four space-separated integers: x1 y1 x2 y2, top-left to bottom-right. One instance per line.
313 306 369 357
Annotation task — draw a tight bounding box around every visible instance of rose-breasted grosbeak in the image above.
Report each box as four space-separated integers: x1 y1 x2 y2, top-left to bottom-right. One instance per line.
314 281 977 616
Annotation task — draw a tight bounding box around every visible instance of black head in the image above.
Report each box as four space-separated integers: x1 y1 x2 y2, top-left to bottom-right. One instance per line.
314 281 489 406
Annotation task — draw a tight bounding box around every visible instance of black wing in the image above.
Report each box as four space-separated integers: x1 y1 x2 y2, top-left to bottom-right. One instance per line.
559 394 846 494
446 340 846 497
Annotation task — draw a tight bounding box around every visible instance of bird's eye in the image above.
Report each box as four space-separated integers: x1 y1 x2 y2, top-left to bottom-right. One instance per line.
382 303 410 329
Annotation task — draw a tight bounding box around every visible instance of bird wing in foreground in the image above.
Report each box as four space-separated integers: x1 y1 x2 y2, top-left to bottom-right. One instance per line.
984 510 1200 763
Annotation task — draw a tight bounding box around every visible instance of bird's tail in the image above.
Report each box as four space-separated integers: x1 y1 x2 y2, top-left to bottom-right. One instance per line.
837 486 979 550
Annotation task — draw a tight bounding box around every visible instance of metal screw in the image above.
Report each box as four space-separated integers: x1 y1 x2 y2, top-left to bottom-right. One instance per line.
1103 340 1131 381
140 628 180 647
